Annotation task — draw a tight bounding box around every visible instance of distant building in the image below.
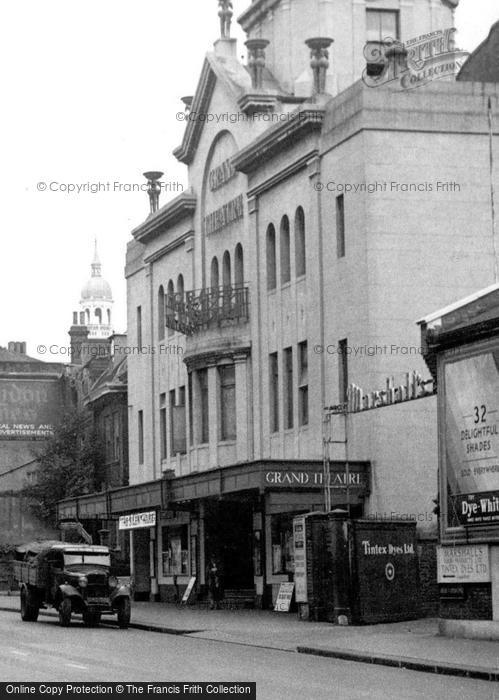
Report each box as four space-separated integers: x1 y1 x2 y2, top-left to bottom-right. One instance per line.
71 241 114 340
0 342 68 584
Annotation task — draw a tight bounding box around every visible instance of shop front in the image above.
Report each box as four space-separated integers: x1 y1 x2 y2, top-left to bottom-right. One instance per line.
420 284 499 637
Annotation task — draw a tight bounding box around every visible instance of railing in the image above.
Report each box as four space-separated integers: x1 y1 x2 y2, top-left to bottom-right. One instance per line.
165 284 249 335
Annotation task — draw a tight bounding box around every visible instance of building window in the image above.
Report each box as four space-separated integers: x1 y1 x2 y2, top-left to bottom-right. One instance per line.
137 306 142 347
158 286 165 341
138 410 144 465
198 369 209 444
162 525 189 576
170 387 187 455
266 224 276 290
280 215 291 285
211 256 219 290
219 365 236 441
295 207 306 277
298 341 309 426
160 393 167 460
336 194 345 258
222 250 231 288
366 9 399 42
234 243 244 288
95 307 102 324
338 338 348 403
284 347 293 429
269 352 279 433
166 280 174 337
188 373 193 445
113 412 120 460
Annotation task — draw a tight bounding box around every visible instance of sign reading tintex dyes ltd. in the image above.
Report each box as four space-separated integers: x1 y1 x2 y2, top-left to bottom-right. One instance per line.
118 511 156 530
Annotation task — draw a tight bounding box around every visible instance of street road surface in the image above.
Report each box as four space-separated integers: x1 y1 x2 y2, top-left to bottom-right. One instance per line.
0 611 496 699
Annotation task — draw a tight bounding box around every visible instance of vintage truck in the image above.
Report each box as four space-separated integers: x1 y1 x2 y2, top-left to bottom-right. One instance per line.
13 541 131 628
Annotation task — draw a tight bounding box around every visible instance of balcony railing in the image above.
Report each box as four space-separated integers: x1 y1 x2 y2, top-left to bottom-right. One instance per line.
165 284 249 335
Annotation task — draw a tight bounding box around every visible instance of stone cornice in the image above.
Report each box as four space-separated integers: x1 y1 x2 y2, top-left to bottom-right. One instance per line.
232 107 325 174
131 192 197 244
247 149 319 198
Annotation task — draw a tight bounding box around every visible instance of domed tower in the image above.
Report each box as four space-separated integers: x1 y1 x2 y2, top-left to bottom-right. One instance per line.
72 241 114 339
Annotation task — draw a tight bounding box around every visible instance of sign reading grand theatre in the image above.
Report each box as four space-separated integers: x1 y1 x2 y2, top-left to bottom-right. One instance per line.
443 350 499 527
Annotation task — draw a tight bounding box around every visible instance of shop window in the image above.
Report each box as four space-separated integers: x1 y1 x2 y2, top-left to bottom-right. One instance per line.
295 207 306 277
280 215 291 285
266 224 276 290
138 410 144 465
162 525 189 576
160 393 167 460
269 352 279 433
298 340 309 426
336 194 345 258
219 364 236 441
271 514 295 575
170 387 187 455
284 347 293 429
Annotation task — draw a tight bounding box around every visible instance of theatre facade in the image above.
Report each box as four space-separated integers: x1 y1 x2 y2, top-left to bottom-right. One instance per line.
59 0 499 609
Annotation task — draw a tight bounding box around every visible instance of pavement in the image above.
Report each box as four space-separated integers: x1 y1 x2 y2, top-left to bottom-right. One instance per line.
1 593 499 682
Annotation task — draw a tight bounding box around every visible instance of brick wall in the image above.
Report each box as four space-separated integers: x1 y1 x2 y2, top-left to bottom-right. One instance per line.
440 585 493 620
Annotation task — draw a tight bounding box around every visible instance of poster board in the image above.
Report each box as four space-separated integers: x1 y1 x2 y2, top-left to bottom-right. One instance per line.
274 582 294 612
181 576 196 604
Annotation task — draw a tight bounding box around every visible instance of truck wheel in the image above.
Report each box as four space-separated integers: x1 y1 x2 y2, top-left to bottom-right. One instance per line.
82 612 101 627
20 588 39 622
58 598 72 627
116 598 131 629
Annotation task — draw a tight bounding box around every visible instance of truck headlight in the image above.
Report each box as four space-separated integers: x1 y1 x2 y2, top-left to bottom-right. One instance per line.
79 576 88 588
108 576 118 589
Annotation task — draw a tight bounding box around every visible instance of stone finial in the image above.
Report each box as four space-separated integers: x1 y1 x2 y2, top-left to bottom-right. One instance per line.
218 0 233 39
245 39 269 90
305 37 334 95
143 171 164 214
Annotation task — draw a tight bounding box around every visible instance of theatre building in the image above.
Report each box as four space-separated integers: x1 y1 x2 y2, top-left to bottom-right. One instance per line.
420 285 499 638
60 0 499 609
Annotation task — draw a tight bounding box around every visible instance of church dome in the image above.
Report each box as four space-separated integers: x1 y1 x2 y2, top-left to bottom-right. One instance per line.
80 241 113 302
81 276 113 301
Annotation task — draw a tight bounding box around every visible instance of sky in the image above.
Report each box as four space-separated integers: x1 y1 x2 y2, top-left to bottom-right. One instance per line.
0 0 497 361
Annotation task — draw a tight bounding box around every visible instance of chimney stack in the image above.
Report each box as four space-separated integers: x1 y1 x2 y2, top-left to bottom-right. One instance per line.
305 37 334 95
8 341 27 355
143 171 164 215
246 39 269 90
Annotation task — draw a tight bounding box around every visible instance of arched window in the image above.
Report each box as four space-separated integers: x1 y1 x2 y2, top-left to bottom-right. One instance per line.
266 224 276 291
211 256 219 290
85 309 90 325
222 250 231 288
234 243 244 288
95 308 102 323
177 274 184 298
158 285 165 340
280 215 291 284
107 309 111 324
295 207 306 277
167 279 174 336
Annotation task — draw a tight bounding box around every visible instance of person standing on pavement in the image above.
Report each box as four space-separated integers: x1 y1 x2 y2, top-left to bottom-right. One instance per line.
207 557 222 609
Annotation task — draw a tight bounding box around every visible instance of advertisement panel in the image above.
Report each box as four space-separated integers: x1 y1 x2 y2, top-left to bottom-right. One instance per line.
0 379 61 440
118 511 156 530
437 545 490 584
292 516 308 603
444 352 499 527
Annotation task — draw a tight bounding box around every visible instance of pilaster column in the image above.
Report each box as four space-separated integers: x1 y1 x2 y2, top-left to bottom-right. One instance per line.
208 365 219 467
234 354 249 463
